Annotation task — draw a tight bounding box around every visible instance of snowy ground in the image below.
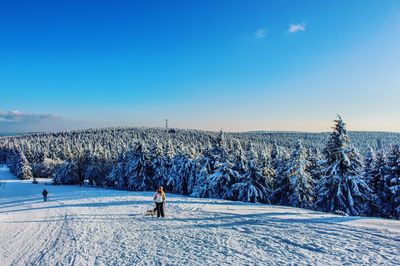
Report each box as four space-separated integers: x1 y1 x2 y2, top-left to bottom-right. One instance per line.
0 166 399 266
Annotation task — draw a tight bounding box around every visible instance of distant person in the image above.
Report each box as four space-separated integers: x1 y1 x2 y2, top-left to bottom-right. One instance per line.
42 189 48 202
153 186 166 218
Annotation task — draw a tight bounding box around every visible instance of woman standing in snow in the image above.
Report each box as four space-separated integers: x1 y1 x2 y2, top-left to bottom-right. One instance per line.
153 186 166 218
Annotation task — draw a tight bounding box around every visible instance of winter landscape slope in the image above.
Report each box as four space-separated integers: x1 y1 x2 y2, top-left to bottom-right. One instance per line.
0 166 399 266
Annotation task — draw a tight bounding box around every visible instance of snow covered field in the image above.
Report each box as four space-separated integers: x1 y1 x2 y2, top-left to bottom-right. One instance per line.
0 166 399 266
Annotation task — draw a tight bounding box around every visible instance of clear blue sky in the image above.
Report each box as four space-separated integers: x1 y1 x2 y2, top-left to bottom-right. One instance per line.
1 0 399 133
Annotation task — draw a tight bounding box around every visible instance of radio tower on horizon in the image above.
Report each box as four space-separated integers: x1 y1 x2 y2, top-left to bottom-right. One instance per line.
165 119 168 130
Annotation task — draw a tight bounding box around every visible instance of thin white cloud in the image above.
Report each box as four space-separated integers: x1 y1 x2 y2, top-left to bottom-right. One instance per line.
288 23 306 33
0 110 58 124
254 28 267 39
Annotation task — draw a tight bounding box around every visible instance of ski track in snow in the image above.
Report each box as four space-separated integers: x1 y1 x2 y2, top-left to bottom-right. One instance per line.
0 167 399 266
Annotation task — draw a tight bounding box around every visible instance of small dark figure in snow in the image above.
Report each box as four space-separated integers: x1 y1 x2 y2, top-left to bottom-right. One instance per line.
42 189 48 202
153 186 166 218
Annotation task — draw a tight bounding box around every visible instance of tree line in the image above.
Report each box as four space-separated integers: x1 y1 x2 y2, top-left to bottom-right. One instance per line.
0 117 399 219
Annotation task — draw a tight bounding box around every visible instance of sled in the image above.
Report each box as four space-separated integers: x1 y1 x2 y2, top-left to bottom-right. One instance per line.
145 209 156 216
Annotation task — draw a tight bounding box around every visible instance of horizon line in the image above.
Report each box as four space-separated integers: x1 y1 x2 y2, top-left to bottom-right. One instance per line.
2 125 400 137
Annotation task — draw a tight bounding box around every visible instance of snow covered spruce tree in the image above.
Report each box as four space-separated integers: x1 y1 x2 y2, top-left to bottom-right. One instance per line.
363 146 375 181
53 161 79 185
32 158 63 178
306 148 323 182
167 152 196 195
270 143 289 190
106 153 128 189
270 142 280 170
0 145 7 164
232 139 247 176
6 150 18 175
191 131 225 198
232 142 272 203
385 145 400 218
150 143 170 189
257 149 275 181
84 153 110 187
191 149 213 198
272 140 314 208
368 147 391 217
208 131 240 199
125 142 154 191
16 151 33 180
314 116 371 216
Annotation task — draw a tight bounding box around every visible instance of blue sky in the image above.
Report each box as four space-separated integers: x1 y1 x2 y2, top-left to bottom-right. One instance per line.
1 0 399 133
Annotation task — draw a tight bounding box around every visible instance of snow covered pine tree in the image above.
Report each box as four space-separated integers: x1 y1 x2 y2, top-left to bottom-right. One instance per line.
232 142 273 203
369 147 391 217
126 142 154 191
385 145 400 218
272 140 314 208
52 161 79 185
16 151 32 180
167 152 195 195
363 146 375 181
106 153 128 189
314 116 371 216
150 143 170 189
191 132 227 198
209 131 240 199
